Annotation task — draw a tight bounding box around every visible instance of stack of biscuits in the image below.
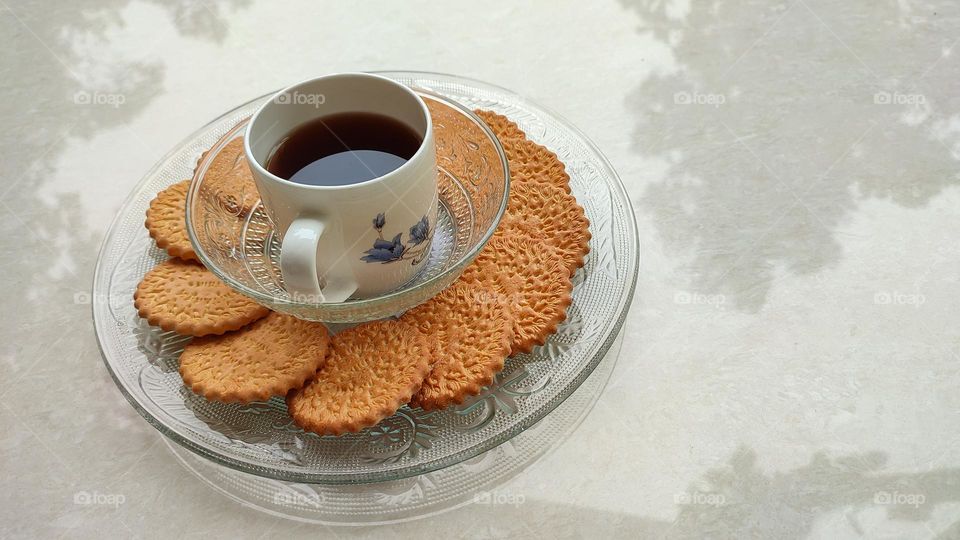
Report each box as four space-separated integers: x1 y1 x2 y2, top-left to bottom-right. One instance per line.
135 111 590 436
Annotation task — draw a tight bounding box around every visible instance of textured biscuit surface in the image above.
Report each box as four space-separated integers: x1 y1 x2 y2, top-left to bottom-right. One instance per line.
134 258 270 336
473 109 527 142
145 180 197 261
180 313 329 403
460 234 573 356
499 180 591 275
473 109 571 195
505 139 572 194
204 138 260 215
403 280 514 411
474 110 589 274
286 320 432 436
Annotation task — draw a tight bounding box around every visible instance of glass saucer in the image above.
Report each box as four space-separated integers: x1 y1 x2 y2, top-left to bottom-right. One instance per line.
186 91 509 323
92 71 640 484
166 331 621 525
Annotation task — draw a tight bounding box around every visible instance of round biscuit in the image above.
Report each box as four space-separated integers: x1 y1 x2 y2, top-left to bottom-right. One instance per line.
498 180 591 275
402 279 514 411
145 180 197 261
179 312 329 403
134 258 270 336
460 234 573 356
286 320 432 436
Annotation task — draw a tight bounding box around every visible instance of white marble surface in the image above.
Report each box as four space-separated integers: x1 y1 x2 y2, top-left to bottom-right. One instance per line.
3 0 960 538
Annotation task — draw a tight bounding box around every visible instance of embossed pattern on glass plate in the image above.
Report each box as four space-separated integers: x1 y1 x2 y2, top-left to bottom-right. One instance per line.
93 72 640 484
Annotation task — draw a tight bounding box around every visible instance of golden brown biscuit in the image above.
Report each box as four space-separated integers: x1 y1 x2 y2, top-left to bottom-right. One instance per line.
402 280 514 411
145 180 197 261
134 259 270 336
179 313 329 403
473 109 527 142
286 320 432 436
459 234 573 356
498 180 591 276
506 139 572 194
474 110 572 194
203 138 260 215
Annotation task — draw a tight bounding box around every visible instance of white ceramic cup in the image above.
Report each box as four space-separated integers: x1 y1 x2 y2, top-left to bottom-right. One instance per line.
244 73 437 303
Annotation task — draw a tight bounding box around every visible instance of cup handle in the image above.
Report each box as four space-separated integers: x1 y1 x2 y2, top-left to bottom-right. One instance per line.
280 217 358 303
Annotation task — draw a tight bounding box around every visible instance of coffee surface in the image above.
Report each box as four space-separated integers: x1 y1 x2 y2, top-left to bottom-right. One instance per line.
266 112 422 186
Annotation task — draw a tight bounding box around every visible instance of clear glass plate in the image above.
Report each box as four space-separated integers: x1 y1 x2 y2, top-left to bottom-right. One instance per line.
166 332 622 525
93 72 640 484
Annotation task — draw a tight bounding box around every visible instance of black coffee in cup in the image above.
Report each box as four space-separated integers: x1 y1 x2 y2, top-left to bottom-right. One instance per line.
265 112 422 186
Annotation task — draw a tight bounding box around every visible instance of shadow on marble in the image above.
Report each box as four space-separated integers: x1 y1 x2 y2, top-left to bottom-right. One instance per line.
620 0 960 312
341 445 960 539
0 1 252 527
0 0 250 387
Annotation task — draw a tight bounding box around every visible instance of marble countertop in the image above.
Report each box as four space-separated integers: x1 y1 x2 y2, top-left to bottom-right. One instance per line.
3 0 959 538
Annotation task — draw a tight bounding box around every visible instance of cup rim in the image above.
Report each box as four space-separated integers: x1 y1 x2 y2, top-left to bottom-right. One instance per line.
243 72 434 191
